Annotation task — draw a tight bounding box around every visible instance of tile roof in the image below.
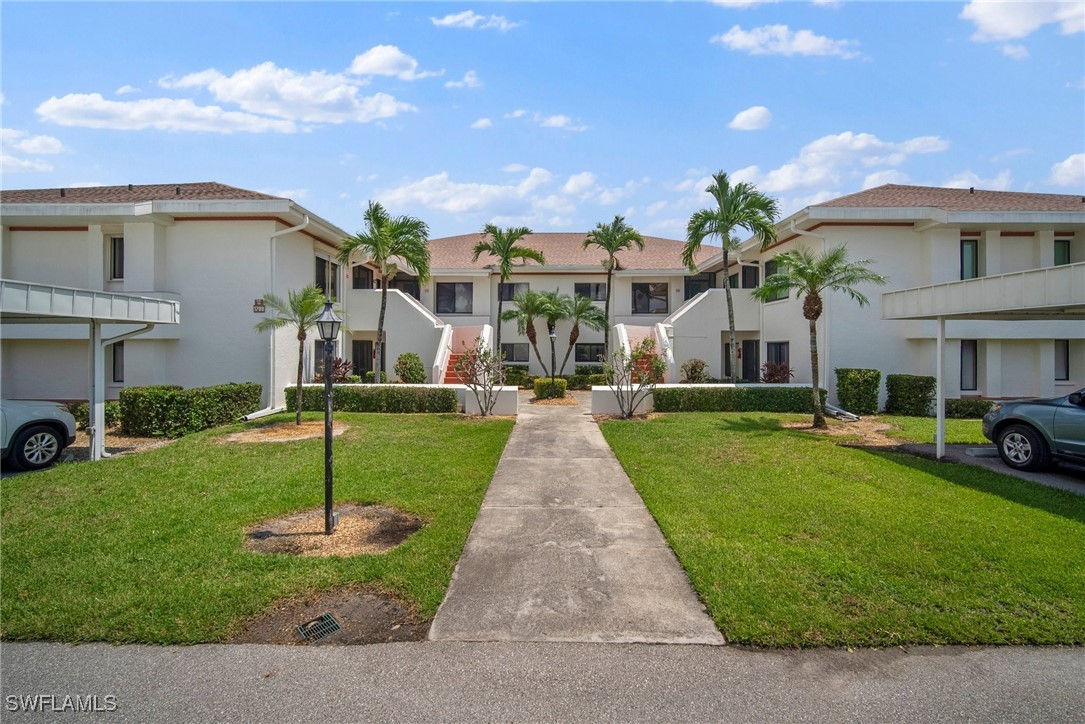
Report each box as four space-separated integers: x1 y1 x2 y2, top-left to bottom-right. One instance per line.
0 182 284 204
815 184 1085 212
425 232 716 271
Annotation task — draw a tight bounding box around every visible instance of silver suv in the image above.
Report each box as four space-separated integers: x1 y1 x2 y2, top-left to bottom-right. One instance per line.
982 388 1085 472
1 400 78 471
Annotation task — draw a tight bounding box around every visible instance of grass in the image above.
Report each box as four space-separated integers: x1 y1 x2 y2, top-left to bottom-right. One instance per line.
600 412 1085 647
880 415 989 445
1 412 513 643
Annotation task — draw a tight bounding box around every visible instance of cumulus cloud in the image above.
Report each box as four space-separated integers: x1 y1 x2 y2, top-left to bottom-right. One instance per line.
503 163 528 172
862 169 910 188
943 169 1014 190
1048 152 1085 187
349 45 443 80
960 1 1083 42
258 187 308 200
36 93 298 133
115 85 140 95
709 0 775 7
431 10 521 31
377 168 554 215
505 109 588 132
470 117 492 129
728 105 772 130
1 128 65 173
712 24 862 59
445 70 481 89
1000 44 1030 60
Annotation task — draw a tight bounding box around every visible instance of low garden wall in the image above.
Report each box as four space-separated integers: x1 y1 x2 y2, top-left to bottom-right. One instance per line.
591 383 826 416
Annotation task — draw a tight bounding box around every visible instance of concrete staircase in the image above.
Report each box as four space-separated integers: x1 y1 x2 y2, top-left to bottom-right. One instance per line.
444 353 463 384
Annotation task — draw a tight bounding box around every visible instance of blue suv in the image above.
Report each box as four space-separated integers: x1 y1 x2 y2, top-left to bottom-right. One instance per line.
982 388 1085 472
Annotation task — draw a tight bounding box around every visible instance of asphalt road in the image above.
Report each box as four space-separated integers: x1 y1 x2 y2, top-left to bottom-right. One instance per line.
3 641 1083 723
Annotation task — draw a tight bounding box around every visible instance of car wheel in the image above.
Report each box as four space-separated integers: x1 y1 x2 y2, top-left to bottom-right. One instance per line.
996 424 1051 472
11 425 64 471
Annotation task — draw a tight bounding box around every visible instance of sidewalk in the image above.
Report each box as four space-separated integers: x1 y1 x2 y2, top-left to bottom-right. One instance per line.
428 392 724 644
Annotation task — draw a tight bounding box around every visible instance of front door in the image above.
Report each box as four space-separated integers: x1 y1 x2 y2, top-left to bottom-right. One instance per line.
741 339 760 382
352 340 373 376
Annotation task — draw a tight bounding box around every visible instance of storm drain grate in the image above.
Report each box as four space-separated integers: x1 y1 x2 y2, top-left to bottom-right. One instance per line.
296 613 341 642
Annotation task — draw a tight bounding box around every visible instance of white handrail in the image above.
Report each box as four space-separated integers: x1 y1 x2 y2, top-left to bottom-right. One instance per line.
432 324 454 383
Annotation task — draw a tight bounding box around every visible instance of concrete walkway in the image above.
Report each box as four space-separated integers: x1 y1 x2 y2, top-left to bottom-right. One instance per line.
428 393 724 644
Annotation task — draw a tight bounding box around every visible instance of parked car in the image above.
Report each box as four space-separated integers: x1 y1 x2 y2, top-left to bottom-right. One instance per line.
0 400 77 471
982 388 1085 471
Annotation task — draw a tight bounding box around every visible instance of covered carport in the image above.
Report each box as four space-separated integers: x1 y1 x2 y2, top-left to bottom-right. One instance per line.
1 278 180 461
882 262 1085 458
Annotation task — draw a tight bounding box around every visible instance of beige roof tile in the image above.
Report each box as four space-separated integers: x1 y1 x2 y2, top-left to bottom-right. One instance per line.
0 182 283 204
816 184 1084 212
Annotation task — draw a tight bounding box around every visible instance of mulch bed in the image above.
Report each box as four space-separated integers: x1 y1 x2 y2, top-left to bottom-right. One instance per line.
531 396 580 406
245 504 425 557
221 420 349 444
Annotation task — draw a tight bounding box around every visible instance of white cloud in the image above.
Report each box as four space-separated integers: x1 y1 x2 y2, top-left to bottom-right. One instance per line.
115 85 140 95
1000 44 1030 60
1070 77 1085 89
563 172 597 196
503 163 528 173
862 169 910 188
943 170 1014 190
1 128 65 173
259 188 308 200
1048 153 1085 187
504 109 528 119
36 93 298 133
960 1 1084 42
377 168 554 215
646 200 669 216
506 109 588 132
728 105 772 130
349 45 443 81
445 70 482 89
710 0 775 7
712 24 862 59
812 0 843 7
470 117 492 129
431 10 521 31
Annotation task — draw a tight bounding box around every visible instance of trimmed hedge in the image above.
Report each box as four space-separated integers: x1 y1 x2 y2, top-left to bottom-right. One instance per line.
68 400 121 430
565 374 592 390
575 364 605 376
835 368 881 415
120 383 262 437
587 373 609 387
363 371 389 384
393 353 427 384
534 378 567 399
653 386 828 413
286 385 458 413
946 398 994 419
885 374 936 417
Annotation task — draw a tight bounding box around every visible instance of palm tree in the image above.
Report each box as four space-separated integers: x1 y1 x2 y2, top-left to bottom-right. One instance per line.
752 245 887 429
538 290 573 386
499 290 550 376
684 171 780 383
337 201 430 384
254 284 327 425
559 294 609 375
472 224 543 364
582 216 644 359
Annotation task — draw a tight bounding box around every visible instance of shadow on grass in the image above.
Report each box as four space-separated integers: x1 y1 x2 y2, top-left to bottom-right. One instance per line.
708 415 792 438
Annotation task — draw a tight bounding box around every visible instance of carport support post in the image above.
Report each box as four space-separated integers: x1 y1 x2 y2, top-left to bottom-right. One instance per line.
936 315 946 460
88 321 106 462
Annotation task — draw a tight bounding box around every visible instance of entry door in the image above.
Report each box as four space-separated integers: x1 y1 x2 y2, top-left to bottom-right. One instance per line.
352 340 373 376
741 339 760 382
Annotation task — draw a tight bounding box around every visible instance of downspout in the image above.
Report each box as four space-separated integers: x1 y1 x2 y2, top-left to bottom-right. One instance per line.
90 323 158 461
789 219 830 394
245 215 310 421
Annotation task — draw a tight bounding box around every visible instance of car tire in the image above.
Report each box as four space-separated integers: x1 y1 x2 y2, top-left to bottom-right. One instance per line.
10 425 64 471
996 424 1051 472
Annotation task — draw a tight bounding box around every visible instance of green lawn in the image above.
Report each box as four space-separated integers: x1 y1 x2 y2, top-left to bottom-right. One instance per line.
1 413 512 643
600 413 1085 647
880 415 989 445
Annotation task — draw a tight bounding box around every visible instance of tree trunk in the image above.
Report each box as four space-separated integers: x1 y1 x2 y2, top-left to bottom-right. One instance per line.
526 322 548 377
808 315 826 429
375 276 388 384
559 323 579 376
603 262 614 361
723 247 737 384
495 290 504 369
295 333 305 425
549 327 557 386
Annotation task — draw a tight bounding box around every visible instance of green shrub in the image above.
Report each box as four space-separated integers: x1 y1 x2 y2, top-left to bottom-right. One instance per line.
575 364 605 376
653 386 827 413
565 374 592 390
345 374 362 384
363 371 388 384
885 374 936 416
533 378 567 399
393 353 427 384
835 368 881 415
945 398 994 419
680 358 710 384
285 384 458 413
587 373 609 387
120 383 262 437
68 400 121 430
503 366 531 388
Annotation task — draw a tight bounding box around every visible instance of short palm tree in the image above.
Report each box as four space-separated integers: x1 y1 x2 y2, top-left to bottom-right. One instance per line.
337 201 430 384
499 290 550 375
752 245 887 429
559 294 609 375
582 216 643 359
253 284 327 425
538 290 573 384
472 224 543 364
684 171 779 383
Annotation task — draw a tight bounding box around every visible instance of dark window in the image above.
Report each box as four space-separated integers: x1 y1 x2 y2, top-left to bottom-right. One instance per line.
315 258 340 301
313 340 339 377
762 259 788 302
575 343 606 363
632 283 668 314
728 273 738 289
109 237 124 280
961 339 978 391
766 342 789 366
684 273 713 300
352 265 374 290
742 265 760 289
436 282 473 314
574 282 607 301
1055 239 1071 266
112 341 124 383
1055 339 1070 381
386 276 421 300
501 343 530 363
352 340 373 376
499 282 529 301
961 239 979 280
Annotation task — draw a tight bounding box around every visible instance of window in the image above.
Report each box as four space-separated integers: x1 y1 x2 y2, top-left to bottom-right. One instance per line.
352 265 374 290
1055 239 1071 266
762 259 788 302
728 273 738 289
684 273 713 300
315 257 339 301
574 282 607 301
632 283 668 314
436 282 473 314
501 343 530 363
1055 339 1070 381
961 239 979 280
499 282 529 301
109 236 124 280
766 342 789 366
111 341 124 383
388 276 421 300
742 265 760 289
575 343 606 363
961 339 978 391
313 340 339 375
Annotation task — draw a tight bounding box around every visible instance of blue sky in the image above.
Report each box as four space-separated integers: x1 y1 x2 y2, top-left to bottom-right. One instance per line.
2 1 1083 238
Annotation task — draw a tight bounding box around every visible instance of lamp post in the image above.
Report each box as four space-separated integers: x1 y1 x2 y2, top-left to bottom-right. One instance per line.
316 301 343 535
548 325 557 391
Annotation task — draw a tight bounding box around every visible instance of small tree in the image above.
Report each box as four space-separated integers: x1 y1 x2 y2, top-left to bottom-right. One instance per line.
604 337 666 418
582 216 644 359
394 352 427 384
680 358 710 383
500 290 549 375
538 290 573 387
453 337 507 416
254 285 327 425
472 225 542 369
558 294 609 376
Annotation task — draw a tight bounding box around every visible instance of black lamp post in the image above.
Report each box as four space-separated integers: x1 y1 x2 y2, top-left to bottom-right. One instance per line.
548 324 557 390
316 301 343 535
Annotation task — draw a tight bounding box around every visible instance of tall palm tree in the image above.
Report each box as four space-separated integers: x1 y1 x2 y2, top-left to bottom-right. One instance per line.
538 290 573 385
499 290 550 376
254 284 327 425
472 224 543 364
559 294 609 375
337 201 430 383
684 171 780 383
582 216 644 359
753 245 887 429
